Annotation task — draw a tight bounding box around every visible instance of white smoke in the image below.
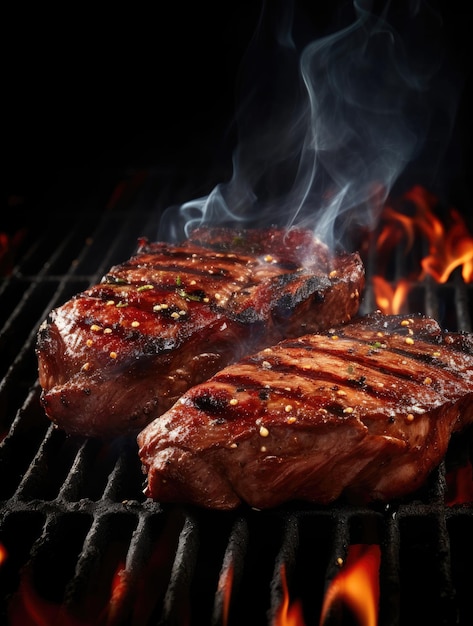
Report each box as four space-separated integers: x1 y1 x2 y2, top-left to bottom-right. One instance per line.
159 0 459 251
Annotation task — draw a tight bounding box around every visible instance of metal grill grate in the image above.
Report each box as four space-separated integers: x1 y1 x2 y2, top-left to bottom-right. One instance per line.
1 171 472 625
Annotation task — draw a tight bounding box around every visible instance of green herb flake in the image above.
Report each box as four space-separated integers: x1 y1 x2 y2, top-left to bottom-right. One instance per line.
369 341 382 350
177 288 203 302
137 284 154 292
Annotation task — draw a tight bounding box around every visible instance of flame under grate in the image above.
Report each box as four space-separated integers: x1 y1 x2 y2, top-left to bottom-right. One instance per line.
1 172 472 626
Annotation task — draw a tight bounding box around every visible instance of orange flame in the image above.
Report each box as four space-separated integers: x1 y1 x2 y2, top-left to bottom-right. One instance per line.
402 186 473 283
7 512 185 626
7 561 131 626
371 277 411 315
319 544 381 626
376 206 417 257
8 567 84 626
372 186 473 312
419 206 473 283
274 563 305 626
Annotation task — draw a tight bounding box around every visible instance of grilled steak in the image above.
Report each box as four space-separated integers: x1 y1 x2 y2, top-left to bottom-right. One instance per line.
138 312 473 510
36 227 364 438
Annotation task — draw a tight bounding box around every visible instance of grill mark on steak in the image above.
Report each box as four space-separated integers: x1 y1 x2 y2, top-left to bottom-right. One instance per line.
202 352 446 423
258 334 463 392
137 311 473 510
36 227 365 438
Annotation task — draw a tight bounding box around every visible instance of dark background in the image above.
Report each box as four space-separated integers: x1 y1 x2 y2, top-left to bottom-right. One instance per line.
4 1 472 222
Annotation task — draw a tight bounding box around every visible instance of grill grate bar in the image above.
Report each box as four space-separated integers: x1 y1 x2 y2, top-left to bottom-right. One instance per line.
378 514 401 626
1 175 472 625
160 514 200 626
453 270 472 332
57 438 99 501
268 514 300 623
211 515 249 625
12 424 60 501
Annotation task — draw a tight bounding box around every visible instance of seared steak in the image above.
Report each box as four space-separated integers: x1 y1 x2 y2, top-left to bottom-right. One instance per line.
138 312 473 510
36 227 364 438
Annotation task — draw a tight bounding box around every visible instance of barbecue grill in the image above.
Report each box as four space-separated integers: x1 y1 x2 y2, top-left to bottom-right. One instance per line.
0 167 472 626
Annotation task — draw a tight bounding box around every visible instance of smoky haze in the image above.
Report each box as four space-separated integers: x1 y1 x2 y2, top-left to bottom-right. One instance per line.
159 0 463 251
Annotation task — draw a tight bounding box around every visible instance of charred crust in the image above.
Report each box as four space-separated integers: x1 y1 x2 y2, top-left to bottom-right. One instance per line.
312 291 326 304
193 391 229 415
140 336 178 355
178 288 207 302
273 294 294 318
103 274 129 285
36 321 51 346
325 402 350 417
231 308 263 324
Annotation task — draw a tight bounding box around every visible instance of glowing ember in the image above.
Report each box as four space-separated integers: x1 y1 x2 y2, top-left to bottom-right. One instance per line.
216 561 234 626
319 544 381 626
105 562 129 625
274 563 305 626
7 561 132 626
0 228 27 276
8 567 83 626
446 461 473 506
0 543 7 566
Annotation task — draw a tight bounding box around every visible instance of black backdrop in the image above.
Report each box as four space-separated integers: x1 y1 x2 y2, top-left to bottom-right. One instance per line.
4 1 472 223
